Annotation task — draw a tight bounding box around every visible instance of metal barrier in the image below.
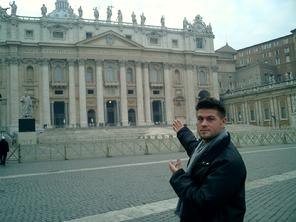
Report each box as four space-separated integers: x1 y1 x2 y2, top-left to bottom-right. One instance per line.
7 128 296 162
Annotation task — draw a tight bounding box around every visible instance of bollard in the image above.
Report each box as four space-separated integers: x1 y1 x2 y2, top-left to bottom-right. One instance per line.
18 144 21 163
144 139 150 155
106 144 112 157
282 133 287 144
64 144 68 160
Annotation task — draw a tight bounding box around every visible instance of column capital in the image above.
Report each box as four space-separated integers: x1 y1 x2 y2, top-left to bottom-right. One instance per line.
185 64 194 70
67 59 76 65
135 61 142 66
211 65 219 72
38 58 50 65
78 59 85 65
95 59 103 66
119 60 127 66
163 63 170 70
143 62 149 68
5 57 20 65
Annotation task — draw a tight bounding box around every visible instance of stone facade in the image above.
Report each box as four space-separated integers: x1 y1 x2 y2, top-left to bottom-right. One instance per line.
217 29 296 128
0 0 218 132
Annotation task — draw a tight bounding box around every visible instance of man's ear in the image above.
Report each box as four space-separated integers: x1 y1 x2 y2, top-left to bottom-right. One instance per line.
222 116 227 124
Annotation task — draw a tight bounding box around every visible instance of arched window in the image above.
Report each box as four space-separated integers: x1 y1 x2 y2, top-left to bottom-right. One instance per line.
86 67 94 83
175 69 181 83
150 64 163 83
199 70 207 85
54 64 63 81
26 66 34 82
126 68 134 82
106 64 115 82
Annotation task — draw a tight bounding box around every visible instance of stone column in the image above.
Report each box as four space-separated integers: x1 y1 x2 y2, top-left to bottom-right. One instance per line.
8 58 19 132
135 61 145 125
96 60 105 126
258 100 263 126
255 100 260 126
185 64 195 125
68 60 76 128
244 101 249 124
143 62 152 125
288 94 296 127
40 59 51 128
211 65 220 99
164 63 173 124
273 97 280 128
120 61 128 126
270 97 276 128
78 59 87 127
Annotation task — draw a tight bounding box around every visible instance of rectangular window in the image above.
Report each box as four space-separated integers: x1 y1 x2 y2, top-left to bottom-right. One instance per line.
284 47 290 54
25 30 34 39
250 110 256 121
127 89 134 95
86 32 93 39
150 37 159 45
264 108 270 120
275 57 280 65
53 31 64 39
55 90 63 95
172 39 178 48
87 89 94 95
286 56 290 63
237 111 242 122
153 90 160 95
280 106 287 119
125 35 132 40
196 38 203 48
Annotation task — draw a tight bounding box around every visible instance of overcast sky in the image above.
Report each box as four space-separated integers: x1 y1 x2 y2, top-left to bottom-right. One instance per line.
1 0 295 50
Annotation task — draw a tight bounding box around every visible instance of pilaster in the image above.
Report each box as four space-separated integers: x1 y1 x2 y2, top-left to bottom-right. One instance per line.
40 59 51 128
68 59 76 127
95 60 105 125
164 63 173 124
78 59 87 127
120 60 128 126
136 61 145 125
185 64 195 125
7 58 19 132
143 62 152 124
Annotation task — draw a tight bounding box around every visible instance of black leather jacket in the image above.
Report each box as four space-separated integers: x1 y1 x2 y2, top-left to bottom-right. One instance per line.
170 127 246 222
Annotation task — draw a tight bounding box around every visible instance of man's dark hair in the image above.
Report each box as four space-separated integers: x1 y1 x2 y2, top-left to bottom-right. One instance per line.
195 97 226 118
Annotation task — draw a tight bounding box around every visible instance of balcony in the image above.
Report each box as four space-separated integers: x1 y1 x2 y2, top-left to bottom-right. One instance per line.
50 81 68 88
150 82 164 88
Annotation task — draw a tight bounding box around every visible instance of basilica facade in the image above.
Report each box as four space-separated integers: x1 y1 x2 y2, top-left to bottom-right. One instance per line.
0 0 218 132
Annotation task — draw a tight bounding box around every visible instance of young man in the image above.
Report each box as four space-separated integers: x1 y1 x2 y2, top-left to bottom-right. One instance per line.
169 97 246 222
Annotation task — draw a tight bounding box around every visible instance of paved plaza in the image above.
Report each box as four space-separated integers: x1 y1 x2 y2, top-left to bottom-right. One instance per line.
0 143 296 222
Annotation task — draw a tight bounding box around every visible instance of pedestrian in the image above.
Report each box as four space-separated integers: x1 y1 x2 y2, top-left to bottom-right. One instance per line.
169 97 246 222
0 136 9 166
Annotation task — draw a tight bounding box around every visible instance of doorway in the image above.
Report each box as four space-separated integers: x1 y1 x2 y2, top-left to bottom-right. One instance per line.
53 101 65 128
152 100 163 124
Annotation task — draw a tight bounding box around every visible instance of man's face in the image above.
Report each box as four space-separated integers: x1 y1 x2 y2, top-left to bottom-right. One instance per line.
196 109 227 142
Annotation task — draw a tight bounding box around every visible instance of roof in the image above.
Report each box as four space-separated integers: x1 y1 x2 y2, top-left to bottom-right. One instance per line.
215 43 237 54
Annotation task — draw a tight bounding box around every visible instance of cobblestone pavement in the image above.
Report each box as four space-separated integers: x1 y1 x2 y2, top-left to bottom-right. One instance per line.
0 144 296 222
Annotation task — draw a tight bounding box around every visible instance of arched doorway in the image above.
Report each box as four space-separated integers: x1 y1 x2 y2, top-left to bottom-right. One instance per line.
87 109 96 127
128 109 136 125
152 100 163 124
106 100 117 126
